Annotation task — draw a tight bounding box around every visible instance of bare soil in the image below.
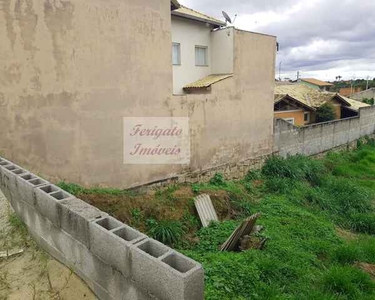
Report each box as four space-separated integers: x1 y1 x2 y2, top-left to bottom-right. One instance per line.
79 186 233 232
0 191 97 300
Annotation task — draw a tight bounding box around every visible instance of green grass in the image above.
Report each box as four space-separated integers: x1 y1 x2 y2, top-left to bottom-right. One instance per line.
183 142 375 299
58 139 375 299
56 181 136 196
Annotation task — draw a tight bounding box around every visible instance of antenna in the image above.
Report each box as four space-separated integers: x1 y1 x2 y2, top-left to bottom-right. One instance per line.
222 11 232 24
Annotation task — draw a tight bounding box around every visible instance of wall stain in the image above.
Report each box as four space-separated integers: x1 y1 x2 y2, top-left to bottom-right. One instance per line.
1 63 22 85
2 0 17 50
44 0 74 81
14 0 38 55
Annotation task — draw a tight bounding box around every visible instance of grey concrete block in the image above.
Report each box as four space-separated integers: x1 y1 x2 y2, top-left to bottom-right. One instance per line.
130 238 204 300
0 161 22 201
90 217 146 277
59 198 108 247
34 184 76 226
1 158 205 300
16 173 48 206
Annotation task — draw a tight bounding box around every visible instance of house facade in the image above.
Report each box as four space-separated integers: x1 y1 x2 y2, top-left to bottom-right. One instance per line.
339 87 362 97
171 6 233 95
300 78 334 91
274 83 369 126
0 0 276 188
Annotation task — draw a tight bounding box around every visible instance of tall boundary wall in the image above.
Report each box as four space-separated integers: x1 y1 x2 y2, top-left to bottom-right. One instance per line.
274 106 375 157
0 158 204 300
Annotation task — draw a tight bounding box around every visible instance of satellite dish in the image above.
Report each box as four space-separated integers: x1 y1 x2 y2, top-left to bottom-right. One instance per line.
222 11 232 24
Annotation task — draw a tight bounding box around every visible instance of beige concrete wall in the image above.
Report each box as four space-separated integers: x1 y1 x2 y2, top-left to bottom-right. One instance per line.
0 0 180 188
171 16 213 94
211 28 234 75
172 29 276 172
0 2 276 189
350 88 375 101
233 29 276 154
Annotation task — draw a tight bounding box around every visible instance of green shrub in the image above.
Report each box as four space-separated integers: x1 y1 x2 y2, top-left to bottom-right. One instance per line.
210 173 227 187
349 213 375 234
262 155 325 185
148 220 184 246
193 221 239 252
331 244 360 264
264 177 297 194
245 170 262 181
355 237 375 264
316 103 336 123
305 177 373 224
322 265 375 297
363 98 374 105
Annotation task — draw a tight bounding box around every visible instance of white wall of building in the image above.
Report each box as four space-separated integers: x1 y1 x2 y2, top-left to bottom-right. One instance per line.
172 16 212 94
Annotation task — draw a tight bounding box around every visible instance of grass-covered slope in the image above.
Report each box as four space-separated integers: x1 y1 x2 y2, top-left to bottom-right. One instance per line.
59 140 375 299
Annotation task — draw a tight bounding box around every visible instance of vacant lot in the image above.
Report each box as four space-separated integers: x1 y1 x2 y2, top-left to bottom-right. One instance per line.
57 138 375 299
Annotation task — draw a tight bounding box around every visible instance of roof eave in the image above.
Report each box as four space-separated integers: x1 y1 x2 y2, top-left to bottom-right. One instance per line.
274 94 316 112
172 11 225 27
171 0 181 10
334 94 352 106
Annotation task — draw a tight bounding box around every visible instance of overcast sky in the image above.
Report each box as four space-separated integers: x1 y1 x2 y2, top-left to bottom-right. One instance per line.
179 0 375 82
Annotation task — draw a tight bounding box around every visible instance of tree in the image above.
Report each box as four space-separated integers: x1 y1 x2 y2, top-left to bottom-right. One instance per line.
316 103 336 123
363 98 375 105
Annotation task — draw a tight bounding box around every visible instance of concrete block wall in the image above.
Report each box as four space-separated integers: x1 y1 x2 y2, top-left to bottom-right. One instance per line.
0 157 204 300
274 106 375 157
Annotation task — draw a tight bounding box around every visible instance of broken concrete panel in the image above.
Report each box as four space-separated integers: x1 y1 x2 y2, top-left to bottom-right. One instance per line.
59 198 108 247
89 217 147 277
194 194 218 227
34 184 76 227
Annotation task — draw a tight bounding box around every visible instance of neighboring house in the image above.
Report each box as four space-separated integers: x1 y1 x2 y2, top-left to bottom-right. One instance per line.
300 78 334 91
274 93 315 126
350 88 375 101
0 0 277 188
171 6 232 95
274 84 369 126
339 87 362 97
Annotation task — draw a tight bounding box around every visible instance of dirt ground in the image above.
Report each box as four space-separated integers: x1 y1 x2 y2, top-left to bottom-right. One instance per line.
0 191 97 300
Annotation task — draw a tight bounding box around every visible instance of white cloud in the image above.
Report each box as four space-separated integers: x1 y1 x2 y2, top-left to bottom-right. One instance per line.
179 0 375 81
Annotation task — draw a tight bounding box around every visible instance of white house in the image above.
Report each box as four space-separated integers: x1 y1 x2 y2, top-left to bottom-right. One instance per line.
171 6 235 94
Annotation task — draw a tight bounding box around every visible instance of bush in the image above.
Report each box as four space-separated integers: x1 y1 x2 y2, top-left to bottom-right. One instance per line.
306 177 373 221
264 177 297 194
322 265 375 297
245 170 262 181
349 213 375 234
148 220 184 246
210 173 227 187
316 103 336 123
262 155 325 185
363 98 374 105
331 244 360 264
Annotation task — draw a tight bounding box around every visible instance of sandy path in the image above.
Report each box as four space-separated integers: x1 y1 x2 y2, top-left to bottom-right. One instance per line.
0 191 98 300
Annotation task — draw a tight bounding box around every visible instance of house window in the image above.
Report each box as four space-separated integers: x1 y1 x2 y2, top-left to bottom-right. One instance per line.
304 112 310 122
195 46 208 66
284 118 295 125
172 43 181 65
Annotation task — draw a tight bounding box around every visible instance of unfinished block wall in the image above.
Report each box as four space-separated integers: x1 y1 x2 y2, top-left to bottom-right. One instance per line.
0 157 204 300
